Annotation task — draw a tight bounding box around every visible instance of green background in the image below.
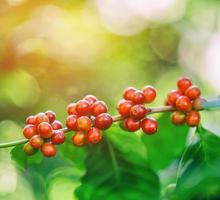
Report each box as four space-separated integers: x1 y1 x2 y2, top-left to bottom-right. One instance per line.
0 0 220 199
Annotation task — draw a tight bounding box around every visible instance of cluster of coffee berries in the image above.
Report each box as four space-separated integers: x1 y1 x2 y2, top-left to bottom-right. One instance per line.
167 76 202 127
21 76 205 157
117 86 158 134
23 111 65 157
66 95 113 146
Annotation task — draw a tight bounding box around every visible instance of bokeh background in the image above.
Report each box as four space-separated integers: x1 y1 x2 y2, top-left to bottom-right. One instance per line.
0 0 220 199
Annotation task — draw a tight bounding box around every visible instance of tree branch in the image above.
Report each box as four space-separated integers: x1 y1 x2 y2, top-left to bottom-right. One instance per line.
0 98 219 149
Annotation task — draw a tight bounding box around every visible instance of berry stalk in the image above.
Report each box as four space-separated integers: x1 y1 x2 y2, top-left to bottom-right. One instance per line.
201 98 220 110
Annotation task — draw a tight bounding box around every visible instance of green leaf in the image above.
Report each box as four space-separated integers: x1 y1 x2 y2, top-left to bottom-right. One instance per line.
106 124 148 165
75 138 160 200
173 159 220 200
10 144 43 169
197 126 220 161
174 126 220 199
177 126 220 179
58 134 86 170
141 113 189 170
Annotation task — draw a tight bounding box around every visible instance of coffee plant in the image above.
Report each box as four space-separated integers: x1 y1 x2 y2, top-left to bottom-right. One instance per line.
1 76 220 200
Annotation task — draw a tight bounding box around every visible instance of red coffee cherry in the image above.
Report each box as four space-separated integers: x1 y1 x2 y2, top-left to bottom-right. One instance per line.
123 87 137 101
51 120 63 130
130 104 147 120
94 113 113 130
76 100 91 116
117 99 133 117
123 117 140 132
192 97 206 110
23 142 38 156
29 135 44 149
41 143 56 157
25 115 36 125
177 76 192 93
171 111 186 125
142 85 157 103
186 111 201 127
35 112 49 125
77 116 92 131
38 122 53 139
45 110 56 124
83 95 97 106
176 96 192 112
92 100 108 116
23 124 37 139
132 90 145 104
141 117 158 135
67 103 78 115
185 85 201 100
86 128 102 144
66 115 78 130
51 130 65 145
72 131 86 146
167 90 182 106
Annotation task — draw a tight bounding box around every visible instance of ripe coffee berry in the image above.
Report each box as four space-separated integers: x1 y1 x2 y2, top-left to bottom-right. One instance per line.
94 113 113 130
92 101 108 116
76 100 90 116
23 142 37 155
30 135 44 149
132 90 145 104
141 117 158 135
41 143 56 157
167 90 182 106
117 99 133 117
51 130 65 145
123 87 137 101
171 111 186 125
176 96 192 112
66 115 78 130
72 131 86 146
45 110 56 124
123 117 140 132
86 128 102 144
185 85 201 100
67 103 78 115
25 115 36 125
186 111 201 127
51 120 63 130
77 116 92 131
177 76 192 93
130 104 147 120
83 95 97 106
142 85 157 103
35 113 49 125
23 124 37 139
38 122 53 139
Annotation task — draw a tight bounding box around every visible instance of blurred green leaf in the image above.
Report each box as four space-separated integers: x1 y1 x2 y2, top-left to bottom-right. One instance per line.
58 134 86 169
47 166 83 200
173 126 220 199
10 144 43 169
141 113 189 170
76 138 160 200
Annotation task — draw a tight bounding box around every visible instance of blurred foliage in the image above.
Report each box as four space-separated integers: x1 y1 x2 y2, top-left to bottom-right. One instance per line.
76 137 160 200
172 127 220 200
0 0 220 199
141 113 189 170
